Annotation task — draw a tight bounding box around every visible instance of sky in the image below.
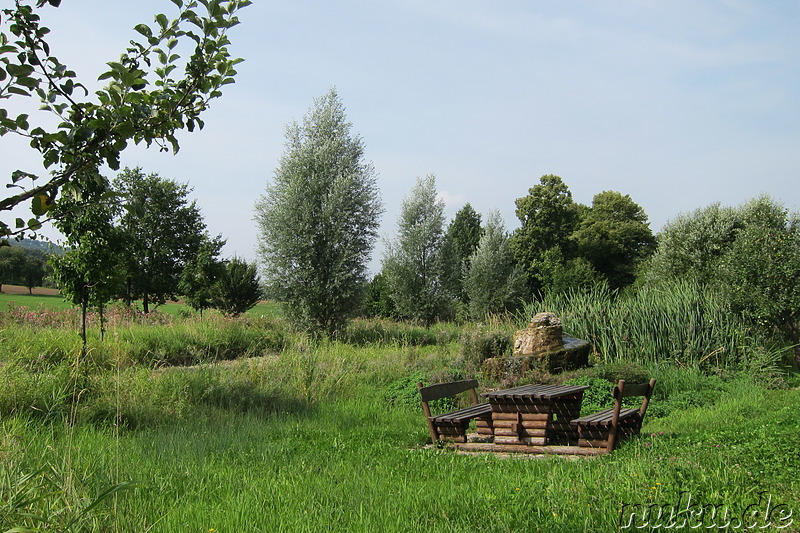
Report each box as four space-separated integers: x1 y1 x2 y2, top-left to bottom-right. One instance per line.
2 0 799 273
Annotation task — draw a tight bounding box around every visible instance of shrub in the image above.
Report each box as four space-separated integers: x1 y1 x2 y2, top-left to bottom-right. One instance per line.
562 376 615 416
460 324 512 370
384 372 456 412
592 362 651 384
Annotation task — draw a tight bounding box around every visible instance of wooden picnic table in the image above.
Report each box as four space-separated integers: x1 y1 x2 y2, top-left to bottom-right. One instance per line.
483 384 589 445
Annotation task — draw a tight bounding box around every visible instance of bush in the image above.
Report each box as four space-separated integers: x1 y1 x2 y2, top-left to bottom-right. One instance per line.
592 362 651 384
562 376 615 416
340 318 459 347
384 372 456 413
460 324 512 370
211 257 262 316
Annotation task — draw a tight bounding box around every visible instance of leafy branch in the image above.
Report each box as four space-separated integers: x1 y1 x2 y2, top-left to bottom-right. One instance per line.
0 0 251 243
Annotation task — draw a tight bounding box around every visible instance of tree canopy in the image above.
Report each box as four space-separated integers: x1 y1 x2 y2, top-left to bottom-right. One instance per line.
114 167 211 313
510 174 581 292
440 203 482 304
463 211 526 319
210 256 261 316
648 195 800 346
572 190 656 290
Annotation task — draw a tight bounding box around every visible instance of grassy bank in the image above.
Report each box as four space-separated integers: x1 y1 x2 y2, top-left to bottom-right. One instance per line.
1 286 798 531
2 371 797 532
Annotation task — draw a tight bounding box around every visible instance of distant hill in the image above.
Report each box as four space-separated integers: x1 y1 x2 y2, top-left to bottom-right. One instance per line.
10 238 65 256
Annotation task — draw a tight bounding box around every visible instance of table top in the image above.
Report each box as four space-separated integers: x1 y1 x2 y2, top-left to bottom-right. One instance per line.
483 383 589 400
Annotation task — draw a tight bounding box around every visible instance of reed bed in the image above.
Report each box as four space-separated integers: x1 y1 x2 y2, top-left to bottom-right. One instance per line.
523 280 765 368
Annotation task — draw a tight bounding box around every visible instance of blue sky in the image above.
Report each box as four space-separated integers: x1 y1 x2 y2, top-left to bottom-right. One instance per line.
2 1 798 272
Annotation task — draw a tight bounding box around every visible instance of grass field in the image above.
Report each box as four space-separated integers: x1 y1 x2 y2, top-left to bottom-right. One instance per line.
2 360 797 532
0 289 798 531
0 285 282 317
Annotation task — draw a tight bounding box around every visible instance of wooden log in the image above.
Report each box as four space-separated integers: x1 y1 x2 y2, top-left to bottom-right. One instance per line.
493 436 549 446
491 413 550 421
491 420 550 430
493 427 548 438
448 442 607 456
579 438 609 448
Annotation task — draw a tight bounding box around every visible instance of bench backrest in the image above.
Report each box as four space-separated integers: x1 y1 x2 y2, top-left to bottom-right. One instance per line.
612 378 657 416
417 379 479 403
417 379 481 444
607 378 657 452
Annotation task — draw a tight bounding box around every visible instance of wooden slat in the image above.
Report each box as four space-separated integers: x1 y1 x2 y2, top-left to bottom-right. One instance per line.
491 413 550 421
419 379 479 402
572 408 638 426
619 382 651 397
433 403 492 423
484 384 589 401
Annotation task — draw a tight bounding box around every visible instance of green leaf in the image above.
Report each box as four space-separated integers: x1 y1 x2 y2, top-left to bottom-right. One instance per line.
5 63 34 77
11 170 36 183
155 13 169 29
6 86 30 96
15 76 39 89
134 23 152 38
15 218 25 229
15 113 29 130
27 218 42 231
31 194 51 216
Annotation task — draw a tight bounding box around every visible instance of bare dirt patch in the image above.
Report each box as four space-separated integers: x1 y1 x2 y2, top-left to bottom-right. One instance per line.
0 285 60 296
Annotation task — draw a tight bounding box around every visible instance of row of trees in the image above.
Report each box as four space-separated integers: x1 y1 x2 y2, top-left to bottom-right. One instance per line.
256 89 800 352
0 244 48 293
50 167 261 328
254 89 657 334
374 173 655 325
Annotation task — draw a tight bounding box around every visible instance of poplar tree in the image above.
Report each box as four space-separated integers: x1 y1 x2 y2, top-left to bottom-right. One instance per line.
464 211 526 318
382 175 447 327
255 89 383 337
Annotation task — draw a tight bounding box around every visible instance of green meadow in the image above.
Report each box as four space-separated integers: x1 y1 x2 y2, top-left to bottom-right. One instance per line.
0 289 798 532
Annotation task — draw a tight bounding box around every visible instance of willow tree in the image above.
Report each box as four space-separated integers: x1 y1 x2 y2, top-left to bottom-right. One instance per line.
255 89 383 337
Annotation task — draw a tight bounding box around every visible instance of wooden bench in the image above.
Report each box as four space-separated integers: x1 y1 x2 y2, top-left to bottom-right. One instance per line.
570 378 656 453
417 379 493 443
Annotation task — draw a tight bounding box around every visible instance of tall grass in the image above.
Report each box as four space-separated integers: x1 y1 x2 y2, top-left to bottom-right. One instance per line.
0 313 286 369
2 295 798 530
2 379 797 532
523 280 767 368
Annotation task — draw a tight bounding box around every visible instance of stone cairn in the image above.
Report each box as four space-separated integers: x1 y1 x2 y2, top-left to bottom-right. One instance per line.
513 312 564 356
481 312 591 381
